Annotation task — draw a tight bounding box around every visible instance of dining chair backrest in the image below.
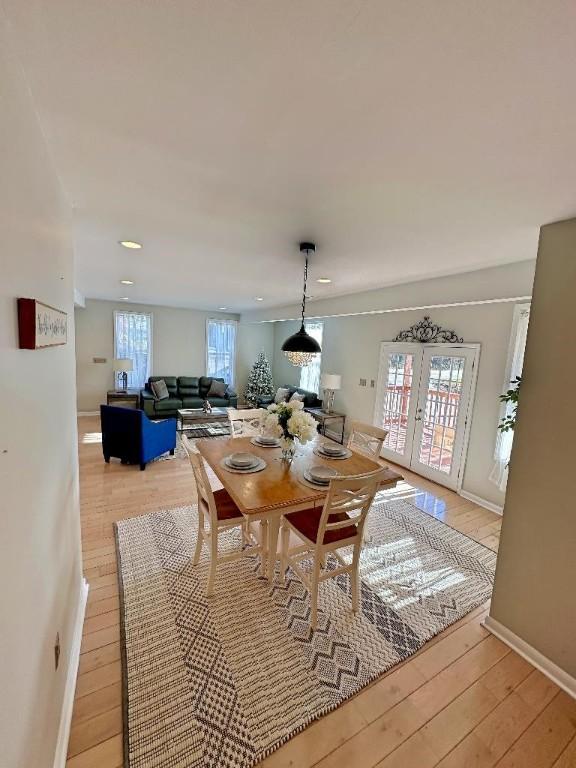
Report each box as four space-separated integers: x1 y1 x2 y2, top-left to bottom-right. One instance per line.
186 445 219 527
347 420 388 459
228 408 266 437
317 468 385 545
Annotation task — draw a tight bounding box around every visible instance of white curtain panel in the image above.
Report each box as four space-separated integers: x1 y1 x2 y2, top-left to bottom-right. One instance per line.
489 306 530 492
299 321 324 393
113 311 152 389
206 319 237 386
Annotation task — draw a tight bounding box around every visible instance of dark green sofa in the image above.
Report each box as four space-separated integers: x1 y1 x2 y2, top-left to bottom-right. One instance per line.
140 376 238 419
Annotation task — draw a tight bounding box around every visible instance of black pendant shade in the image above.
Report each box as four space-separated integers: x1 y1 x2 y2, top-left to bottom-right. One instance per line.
281 323 322 354
281 242 321 367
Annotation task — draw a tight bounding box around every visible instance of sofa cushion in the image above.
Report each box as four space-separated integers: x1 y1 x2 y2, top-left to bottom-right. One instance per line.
150 379 169 400
181 397 204 409
149 376 178 396
178 377 200 397
274 387 290 403
200 376 224 397
287 386 319 408
207 379 227 398
154 397 182 412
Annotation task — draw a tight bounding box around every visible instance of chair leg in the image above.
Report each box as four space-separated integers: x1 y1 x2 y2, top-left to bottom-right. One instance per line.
140 462 146 471
310 554 321 631
192 511 204 566
104 455 110 463
169 448 175 456
280 521 290 586
351 544 361 615
206 531 218 597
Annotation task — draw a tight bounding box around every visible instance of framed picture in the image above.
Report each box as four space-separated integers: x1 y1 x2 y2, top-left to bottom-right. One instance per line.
18 298 68 349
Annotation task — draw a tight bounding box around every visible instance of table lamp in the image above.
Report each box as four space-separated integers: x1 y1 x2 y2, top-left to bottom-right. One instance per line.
113 358 133 392
320 373 341 414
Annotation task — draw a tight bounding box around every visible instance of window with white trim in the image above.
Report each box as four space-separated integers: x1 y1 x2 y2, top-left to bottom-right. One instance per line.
113 311 152 389
489 304 530 492
206 319 238 386
299 321 324 393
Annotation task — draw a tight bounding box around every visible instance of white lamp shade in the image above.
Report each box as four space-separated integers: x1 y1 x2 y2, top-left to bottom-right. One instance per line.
113 358 133 372
321 373 341 390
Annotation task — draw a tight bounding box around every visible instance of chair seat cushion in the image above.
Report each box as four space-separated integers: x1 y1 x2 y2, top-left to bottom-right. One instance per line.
285 507 357 544
154 397 182 412
213 488 243 521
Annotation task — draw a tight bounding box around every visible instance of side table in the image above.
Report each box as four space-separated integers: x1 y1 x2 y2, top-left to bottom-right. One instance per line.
305 408 346 445
106 389 140 409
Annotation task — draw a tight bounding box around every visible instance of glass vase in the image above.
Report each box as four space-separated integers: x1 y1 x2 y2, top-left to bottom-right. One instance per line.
281 437 296 462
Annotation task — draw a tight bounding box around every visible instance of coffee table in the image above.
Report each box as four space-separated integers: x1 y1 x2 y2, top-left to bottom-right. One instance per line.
177 408 230 437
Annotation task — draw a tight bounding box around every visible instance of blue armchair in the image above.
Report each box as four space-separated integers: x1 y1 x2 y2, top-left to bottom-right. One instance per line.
100 405 177 471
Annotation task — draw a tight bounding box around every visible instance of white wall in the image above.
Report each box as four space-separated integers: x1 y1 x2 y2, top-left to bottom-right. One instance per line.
248 261 536 509
75 299 240 410
0 13 82 768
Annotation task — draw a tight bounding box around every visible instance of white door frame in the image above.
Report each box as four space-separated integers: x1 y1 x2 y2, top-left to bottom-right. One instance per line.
373 342 480 491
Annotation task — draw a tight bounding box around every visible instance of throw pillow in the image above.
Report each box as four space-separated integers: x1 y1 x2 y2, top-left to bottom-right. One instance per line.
207 379 227 398
274 387 290 404
289 391 305 403
150 379 169 400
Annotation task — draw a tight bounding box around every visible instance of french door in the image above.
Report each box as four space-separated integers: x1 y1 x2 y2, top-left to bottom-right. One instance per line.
373 343 479 489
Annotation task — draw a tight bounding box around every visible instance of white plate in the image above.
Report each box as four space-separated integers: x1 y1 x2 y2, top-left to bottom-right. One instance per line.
251 436 281 448
227 452 258 468
307 465 338 483
320 445 346 456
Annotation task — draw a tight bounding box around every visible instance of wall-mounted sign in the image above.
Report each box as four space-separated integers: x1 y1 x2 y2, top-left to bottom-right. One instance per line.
18 298 68 349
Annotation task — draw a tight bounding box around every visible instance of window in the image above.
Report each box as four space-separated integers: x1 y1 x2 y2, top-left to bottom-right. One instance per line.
206 319 237 386
489 304 530 492
299 321 324 393
113 311 152 389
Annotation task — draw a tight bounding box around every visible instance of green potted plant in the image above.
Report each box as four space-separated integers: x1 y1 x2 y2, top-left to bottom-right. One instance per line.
498 376 521 434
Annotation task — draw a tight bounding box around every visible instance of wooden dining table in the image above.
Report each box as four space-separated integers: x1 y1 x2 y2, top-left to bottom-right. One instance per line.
196 434 403 581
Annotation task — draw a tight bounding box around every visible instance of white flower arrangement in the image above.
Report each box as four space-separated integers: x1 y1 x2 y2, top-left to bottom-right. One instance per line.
264 400 317 445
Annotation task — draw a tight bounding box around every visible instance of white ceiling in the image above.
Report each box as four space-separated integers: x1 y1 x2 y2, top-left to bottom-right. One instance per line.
6 0 576 311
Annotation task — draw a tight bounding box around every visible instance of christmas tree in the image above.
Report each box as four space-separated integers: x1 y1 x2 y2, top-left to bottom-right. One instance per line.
245 351 274 406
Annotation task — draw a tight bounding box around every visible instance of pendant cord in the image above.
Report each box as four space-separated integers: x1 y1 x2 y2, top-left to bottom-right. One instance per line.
301 254 309 328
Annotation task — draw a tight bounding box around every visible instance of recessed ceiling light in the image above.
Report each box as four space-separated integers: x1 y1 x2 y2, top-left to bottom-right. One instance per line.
254 297 264 301
120 297 130 301
317 277 332 284
218 307 228 311
119 240 142 249
120 279 134 285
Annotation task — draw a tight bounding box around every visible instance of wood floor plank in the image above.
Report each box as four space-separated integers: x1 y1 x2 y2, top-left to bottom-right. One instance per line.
76 661 122 698
72 683 122 725
66 734 123 768
68 707 122 758
78 642 121 676
493 692 576 768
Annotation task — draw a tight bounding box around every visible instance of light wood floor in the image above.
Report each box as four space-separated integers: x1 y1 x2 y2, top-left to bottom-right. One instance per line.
67 416 576 768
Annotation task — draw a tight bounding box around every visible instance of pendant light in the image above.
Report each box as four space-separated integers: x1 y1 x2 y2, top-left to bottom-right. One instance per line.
281 242 321 367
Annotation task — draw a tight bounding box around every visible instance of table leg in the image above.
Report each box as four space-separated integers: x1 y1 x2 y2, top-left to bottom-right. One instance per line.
267 515 281 583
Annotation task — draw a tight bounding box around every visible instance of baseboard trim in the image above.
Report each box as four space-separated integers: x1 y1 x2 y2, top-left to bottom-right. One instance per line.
77 411 99 417
483 616 576 700
53 577 89 768
459 490 503 516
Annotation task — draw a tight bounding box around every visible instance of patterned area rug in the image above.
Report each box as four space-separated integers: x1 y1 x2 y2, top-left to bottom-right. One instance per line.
115 496 496 768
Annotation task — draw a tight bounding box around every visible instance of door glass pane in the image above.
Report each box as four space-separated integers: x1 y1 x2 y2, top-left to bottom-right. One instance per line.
418 355 465 473
381 353 414 455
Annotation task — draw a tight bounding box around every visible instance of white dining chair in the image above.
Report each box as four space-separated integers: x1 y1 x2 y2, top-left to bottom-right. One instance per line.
279 468 386 630
186 447 267 596
347 420 388 459
227 408 266 438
